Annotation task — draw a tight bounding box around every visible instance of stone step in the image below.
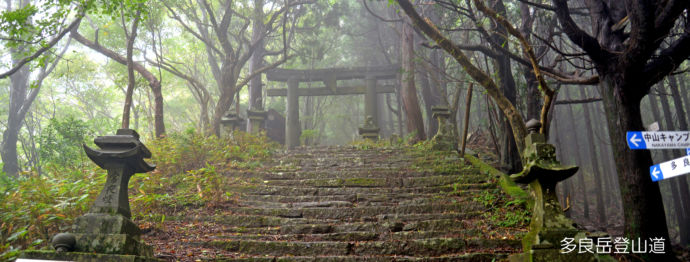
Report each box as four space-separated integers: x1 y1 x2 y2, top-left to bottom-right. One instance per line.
227 183 492 196
228 203 483 220
208 227 509 242
198 238 521 257
238 195 476 208
182 212 485 236
174 211 485 229
242 169 478 180
200 253 508 262
260 175 487 188
239 190 481 203
181 215 338 227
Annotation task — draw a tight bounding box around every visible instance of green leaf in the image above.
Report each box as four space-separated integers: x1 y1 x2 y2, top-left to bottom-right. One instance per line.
6 227 28 242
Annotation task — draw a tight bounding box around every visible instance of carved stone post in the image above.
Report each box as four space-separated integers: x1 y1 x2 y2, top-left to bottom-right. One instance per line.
509 120 598 262
364 76 378 128
21 129 159 260
247 109 267 133
358 115 380 140
430 105 458 150
286 77 300 149
221 112 244 136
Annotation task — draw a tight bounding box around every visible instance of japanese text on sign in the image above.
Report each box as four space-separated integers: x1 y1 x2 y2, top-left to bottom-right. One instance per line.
627 131 690 149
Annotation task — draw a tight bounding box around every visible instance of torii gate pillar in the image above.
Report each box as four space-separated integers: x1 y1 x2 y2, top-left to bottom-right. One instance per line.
286 77 300 149
364 76 378 128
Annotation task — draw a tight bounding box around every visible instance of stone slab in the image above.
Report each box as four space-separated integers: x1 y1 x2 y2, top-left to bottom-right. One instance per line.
73 213 141 236
19 250 161 262
72 233 153 257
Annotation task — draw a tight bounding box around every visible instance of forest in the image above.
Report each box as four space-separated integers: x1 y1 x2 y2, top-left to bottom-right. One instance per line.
0 0 689 261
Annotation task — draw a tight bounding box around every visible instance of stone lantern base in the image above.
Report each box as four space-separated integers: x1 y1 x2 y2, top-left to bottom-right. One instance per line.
358 127 380 140
430 106 458 151
20 250 161 262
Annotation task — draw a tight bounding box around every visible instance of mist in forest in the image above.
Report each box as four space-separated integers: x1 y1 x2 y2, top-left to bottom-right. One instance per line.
1 0 689 260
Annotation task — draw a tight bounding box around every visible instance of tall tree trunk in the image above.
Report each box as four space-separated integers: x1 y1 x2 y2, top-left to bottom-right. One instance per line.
211 64 241 136
579 87 606 226
248 0 265 132
1 64 29 177
122 12 141 129
72 30 166 137
600 75 671 258
662 77 690 245
593 101 621 212
489 0 522 174
645 92 683 235
2 24 70 176
553 107 573 217
564 88 589 219
418 65 438 138
400 22 425 142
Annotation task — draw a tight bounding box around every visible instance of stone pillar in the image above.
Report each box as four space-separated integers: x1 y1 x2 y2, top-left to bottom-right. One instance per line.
365 76 378 128
286 78 300 149
221 112 244 136
21 129 158 260
509 120 602 262
358 115 380 140
246 109 267 133
430 105 458 150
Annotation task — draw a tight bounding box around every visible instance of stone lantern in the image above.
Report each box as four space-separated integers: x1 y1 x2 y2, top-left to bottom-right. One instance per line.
430 105 458 150
247 109 268 133
358 115 380 140
221 112 245 135
509 120 599 262
19 129 160 261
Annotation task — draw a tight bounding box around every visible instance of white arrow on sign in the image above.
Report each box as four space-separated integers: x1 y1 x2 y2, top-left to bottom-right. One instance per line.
651 166 661 180
630 133 642 147
627 131 690 149
652 155 690 181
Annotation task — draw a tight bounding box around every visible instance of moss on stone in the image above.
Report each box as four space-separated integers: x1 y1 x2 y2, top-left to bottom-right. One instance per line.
464 154 531 209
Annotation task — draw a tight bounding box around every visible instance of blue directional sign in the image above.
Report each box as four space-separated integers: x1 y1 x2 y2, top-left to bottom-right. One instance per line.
686 148 690 155
626 131 690 149
650 165 664 182
650 155 690 182
627 132 647 149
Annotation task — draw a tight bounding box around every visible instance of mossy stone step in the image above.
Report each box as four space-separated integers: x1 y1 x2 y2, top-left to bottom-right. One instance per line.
229 203 484 220
199 238 520 256
203 253 507 262
261 175 488 188
239 195 478 208
208 227 505 242
239 190 482 204
226 183 493 196
238 200 356 209
183 211 484 233
211 231 380 241
248 169 478 180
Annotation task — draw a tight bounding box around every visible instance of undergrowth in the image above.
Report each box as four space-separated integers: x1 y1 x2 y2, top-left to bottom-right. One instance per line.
0 130 277 261
473 188 531 228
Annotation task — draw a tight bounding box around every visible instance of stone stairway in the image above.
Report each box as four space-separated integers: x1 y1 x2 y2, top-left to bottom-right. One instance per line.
145 146 528 261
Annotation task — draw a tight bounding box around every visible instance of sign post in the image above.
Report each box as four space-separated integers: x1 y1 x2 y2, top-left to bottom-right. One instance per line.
649 155 690 182
626 131 690 149
627 131 690 182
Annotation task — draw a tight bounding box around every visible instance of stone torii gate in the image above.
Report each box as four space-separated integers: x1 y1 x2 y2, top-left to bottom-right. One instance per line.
265 65 399 149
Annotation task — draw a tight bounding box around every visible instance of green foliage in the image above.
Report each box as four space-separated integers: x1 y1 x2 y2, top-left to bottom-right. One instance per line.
1 129 278 257
299 129 319 145
39 116 93 169
473 188 531 229
350 137 404 150
0 166 105 261
130 131 278 220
